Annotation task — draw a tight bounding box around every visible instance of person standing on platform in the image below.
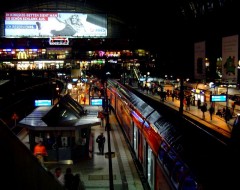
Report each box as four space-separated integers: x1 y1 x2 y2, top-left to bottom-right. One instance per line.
171 93 175 102
64 167 74 190
33 140 48 166
197 98 201 109
225 107 232 123
232 101 236 116
54 167 64 186
96 132 105 155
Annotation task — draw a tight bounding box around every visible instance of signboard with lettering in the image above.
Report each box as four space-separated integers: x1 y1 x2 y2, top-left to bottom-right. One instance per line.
49 37 69 45
210 95 227 102
91 98 103 106
35 100 52 106
5 12 107 37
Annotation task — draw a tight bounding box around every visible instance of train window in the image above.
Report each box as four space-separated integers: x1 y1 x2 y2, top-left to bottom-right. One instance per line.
179 174 198 190
171 161 188 189
158 141 169 163
163 149 177 175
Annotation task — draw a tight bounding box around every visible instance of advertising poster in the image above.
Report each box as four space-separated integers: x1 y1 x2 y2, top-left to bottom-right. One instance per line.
194 41 205 80
222 35 238 82
5 12 107 37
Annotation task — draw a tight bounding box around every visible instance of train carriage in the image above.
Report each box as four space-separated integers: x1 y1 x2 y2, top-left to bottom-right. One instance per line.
107 79 198 190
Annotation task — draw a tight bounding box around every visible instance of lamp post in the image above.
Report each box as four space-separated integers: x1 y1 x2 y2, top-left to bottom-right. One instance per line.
67 83 73 94
56 85 60 101
226 81 229 109
238 60 240 88
104 72 114 190
205 58 210 82
144 72 150 88
179 77 184 115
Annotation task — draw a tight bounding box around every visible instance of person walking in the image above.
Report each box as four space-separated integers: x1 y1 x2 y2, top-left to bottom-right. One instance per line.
96 132 105 155
201 102 207 120
208 104 215 120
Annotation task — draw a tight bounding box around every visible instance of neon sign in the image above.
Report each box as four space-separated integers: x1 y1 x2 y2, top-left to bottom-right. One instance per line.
49 37 69 45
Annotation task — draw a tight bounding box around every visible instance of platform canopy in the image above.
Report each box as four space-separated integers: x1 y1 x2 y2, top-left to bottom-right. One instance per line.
18 94 101 130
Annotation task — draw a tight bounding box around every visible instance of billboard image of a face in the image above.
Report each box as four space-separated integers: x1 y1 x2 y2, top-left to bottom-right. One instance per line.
5 12 107 38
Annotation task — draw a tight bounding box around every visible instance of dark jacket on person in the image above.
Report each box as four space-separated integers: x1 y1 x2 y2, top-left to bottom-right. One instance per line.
64 168 75 190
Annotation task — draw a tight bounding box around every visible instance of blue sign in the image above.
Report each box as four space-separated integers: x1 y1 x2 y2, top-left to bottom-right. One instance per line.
210 95 227 102
91 98 103 106
35 100 52 106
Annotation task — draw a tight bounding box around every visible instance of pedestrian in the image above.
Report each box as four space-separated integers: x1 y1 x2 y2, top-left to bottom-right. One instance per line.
73 173 85 190
186 96 191 111
216 109 223 117
64 167 74 190
54 167 64 186
96 132 105 155
33 140 48 165
171 93 175 102
232 101 236 115
197 99 201 109
201 102 207 119
209 105 215 120
83 95 86 105
225 107 231 123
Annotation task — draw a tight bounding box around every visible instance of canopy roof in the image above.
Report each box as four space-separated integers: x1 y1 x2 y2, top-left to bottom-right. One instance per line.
18 94 101 130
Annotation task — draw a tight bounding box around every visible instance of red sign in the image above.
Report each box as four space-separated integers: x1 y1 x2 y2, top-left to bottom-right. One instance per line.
11 113 19 120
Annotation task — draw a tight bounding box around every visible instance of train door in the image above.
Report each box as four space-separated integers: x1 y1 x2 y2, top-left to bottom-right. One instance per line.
133 124 138 157
143 139 147 177
147 146 155 189
155 160 171 190
143 141 155 189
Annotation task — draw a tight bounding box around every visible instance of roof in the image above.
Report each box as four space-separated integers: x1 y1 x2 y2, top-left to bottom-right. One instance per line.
18 94 101 130
0 0 238 77
0 0 237 38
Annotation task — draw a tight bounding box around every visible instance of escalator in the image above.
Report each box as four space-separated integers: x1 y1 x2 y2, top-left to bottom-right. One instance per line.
0 119 65 190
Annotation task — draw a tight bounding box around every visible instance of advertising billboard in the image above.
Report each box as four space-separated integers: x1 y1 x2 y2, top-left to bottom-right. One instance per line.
5 12 107 37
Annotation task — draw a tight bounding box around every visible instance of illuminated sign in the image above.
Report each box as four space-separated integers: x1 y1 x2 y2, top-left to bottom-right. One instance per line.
91 98 103 106
5 12 107 38
210 95 227 102
49 37 69 45
35 100 52 106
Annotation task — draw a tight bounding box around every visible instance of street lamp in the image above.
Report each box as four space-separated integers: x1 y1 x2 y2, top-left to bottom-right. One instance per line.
179 77 184 115
226 81 229 109
145 72 150 88
237 60 240 88
56 85 60 101
67 83 73 94
205 58 210 82
178 78 190 115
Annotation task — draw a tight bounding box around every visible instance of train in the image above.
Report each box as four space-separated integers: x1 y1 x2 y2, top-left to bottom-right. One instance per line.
106 79 240 190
